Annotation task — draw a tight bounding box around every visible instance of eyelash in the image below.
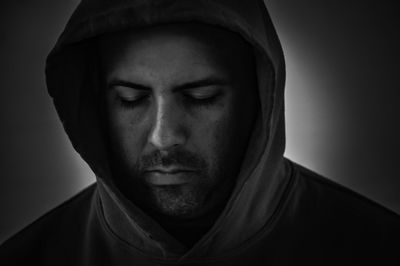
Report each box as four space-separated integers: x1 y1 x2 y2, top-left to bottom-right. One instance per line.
184 93 220 106
117 93 221 109
118 95 148 109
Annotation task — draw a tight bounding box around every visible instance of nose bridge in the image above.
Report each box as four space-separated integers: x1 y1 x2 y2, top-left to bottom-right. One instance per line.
148 94 185 150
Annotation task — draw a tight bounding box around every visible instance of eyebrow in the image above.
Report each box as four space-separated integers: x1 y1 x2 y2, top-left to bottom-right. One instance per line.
173 77 229 92
107 79 151 91
107 77 229 91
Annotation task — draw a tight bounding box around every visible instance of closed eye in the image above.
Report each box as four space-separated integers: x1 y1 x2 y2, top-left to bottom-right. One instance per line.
184 91 220 101
118 94 148 107
182 86 223 102
113 86 150 108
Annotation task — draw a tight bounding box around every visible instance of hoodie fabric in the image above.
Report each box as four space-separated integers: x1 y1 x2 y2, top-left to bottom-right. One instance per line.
1 0 399 265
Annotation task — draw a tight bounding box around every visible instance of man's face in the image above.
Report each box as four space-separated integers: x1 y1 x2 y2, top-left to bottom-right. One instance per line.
100 24 258 219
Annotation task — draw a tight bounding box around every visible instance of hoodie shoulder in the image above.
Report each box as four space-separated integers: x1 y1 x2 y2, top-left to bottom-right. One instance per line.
0 184 98 264
291 161 400 222
271 160 400 263
240 160 400 265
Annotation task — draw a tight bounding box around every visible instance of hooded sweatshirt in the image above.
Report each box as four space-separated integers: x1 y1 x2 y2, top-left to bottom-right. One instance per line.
1 0 399 265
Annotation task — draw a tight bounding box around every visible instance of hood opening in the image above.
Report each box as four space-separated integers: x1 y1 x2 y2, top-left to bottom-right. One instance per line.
46 0 288 259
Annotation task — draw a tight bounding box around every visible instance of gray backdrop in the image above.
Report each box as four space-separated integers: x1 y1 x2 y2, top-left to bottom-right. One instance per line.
1 0 399 243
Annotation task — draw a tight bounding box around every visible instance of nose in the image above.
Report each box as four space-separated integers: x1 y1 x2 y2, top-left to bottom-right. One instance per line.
148 97 187 150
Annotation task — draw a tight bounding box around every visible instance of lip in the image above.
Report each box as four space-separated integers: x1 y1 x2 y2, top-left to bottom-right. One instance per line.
145 166 196 174
144 169 197 186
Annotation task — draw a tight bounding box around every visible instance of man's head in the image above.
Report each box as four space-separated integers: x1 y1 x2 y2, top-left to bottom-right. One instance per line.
98 23 259 220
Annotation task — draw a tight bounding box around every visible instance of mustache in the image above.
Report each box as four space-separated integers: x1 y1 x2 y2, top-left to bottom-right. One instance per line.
136 149 207 173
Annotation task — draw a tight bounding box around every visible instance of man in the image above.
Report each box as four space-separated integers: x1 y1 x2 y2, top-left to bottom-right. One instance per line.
0 0 399 265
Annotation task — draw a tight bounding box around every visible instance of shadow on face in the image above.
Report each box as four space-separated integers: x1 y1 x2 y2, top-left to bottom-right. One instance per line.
98 23 259 219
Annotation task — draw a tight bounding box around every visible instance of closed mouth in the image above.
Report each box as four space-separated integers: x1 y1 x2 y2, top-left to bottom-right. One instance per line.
145 167 197 174
143 168 198 186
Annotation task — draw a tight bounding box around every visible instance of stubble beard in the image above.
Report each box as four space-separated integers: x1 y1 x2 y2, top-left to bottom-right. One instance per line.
131 150 228 219
149 183 207 217
142 166 226 219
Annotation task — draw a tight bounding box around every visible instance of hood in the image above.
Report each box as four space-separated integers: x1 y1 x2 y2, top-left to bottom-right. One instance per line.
46 0 289 260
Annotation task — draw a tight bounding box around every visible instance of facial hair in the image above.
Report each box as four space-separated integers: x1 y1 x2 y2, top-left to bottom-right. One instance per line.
130 149 225 218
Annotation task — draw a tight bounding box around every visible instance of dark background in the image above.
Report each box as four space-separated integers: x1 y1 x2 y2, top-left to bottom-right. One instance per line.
1 0 399 243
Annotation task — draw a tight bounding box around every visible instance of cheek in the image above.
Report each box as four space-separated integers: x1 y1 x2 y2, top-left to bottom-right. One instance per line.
107 109 147 164
190 105 235 163
192 101 252 177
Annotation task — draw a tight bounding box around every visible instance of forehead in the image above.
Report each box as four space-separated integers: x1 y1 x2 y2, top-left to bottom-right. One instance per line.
98 23 254 86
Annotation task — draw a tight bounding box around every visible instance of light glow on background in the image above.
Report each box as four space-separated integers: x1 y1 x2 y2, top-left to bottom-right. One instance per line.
1 0 399 243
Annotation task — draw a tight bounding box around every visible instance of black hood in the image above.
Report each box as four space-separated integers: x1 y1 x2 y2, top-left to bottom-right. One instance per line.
46 0 290 259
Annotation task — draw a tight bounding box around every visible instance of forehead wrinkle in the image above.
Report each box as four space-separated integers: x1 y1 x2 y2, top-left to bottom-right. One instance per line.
99 23 254 93
107 61 226 94
105 51 229 92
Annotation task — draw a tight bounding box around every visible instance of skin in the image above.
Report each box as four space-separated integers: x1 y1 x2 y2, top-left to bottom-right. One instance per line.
98 23 259 243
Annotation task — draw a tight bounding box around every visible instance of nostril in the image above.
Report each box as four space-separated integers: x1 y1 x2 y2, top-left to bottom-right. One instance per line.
148 117 186 150
147 97 187 149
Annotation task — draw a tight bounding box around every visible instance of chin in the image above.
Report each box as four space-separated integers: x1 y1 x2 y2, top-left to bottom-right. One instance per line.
150 185 206 218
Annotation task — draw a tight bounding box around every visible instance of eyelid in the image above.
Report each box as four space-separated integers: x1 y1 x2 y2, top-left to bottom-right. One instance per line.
114 86 149 101
182 86 222 99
